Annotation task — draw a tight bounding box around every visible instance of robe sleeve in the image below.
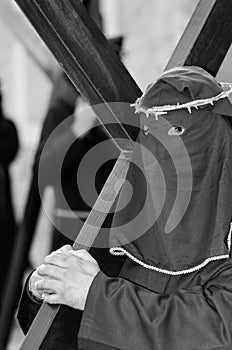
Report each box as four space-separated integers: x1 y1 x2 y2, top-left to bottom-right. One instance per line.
17 274 83 349
17 274 43 335
78 262 232 350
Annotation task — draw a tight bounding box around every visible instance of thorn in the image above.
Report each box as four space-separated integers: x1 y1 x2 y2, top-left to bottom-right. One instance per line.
143 125 149 136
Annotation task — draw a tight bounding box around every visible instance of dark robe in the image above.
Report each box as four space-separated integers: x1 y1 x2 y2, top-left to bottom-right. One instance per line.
0 112 19 307
17 66 232 349
17 256 232 350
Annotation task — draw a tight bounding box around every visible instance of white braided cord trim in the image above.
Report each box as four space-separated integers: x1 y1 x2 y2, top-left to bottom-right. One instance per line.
109 249 230 276
110 223 232 276
227 222 232 252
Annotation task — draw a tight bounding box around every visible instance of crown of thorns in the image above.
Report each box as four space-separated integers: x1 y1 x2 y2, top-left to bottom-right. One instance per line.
131 83 232 120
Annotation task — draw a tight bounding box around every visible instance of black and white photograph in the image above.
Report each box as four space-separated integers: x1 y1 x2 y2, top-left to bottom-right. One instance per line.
1 1 232 349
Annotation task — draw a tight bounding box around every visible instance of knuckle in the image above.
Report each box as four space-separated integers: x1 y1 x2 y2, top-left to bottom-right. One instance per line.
36 279 45 289
37 264 46 274
58 245 72 253
79 249 87 255
44 254 52 264
63 244 72 250
35 265 41 274
33 273 41 282
72 249 87 259
31 272 37 281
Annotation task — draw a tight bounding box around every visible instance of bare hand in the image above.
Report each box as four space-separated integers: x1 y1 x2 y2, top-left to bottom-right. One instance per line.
29 245 100 310
29 245 72 299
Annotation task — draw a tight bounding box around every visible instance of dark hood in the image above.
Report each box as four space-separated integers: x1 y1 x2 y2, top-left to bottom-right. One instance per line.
110 66 232 275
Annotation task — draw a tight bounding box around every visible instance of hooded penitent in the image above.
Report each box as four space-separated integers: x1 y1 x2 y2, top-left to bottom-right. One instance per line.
16 66 232 350
110 66 232 275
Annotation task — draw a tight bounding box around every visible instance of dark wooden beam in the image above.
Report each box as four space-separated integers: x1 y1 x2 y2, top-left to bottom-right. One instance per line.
166 0 232 76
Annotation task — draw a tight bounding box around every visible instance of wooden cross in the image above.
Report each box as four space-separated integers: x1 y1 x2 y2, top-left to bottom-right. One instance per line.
1 0 232 349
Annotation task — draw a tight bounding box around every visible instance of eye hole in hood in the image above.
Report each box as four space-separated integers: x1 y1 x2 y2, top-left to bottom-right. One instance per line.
168 126 185 136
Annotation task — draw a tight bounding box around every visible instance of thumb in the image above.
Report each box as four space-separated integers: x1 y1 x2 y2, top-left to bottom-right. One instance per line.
43 293 61 305
57 244 73 253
